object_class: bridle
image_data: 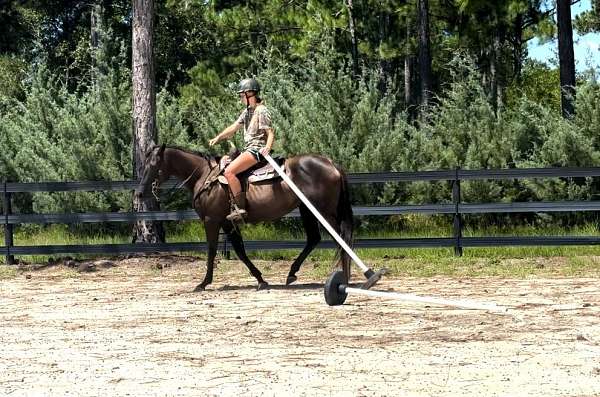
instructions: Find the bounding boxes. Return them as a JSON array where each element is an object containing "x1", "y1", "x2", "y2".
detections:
[
  {"x1": 149, "y1": 150, "x2": 220, "y2": 202},
  {"x1": 151, "y1": 165, "x2": 202, "y2": 203}
]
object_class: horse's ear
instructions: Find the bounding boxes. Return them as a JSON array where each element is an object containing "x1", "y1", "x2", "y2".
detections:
[{"x1": 159, "y1": 143, "x2": 166, "y2": 155}]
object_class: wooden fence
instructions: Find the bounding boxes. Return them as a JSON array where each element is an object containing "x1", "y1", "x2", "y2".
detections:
[{"x1": 3, "y1": 167, "x2": 600, "y2": 264}]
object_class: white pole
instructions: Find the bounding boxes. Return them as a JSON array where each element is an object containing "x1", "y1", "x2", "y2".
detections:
[
  {"x1": 345, "y1": 287, "x2": 508, "y2": 313},
  {"x1": 264, "y1": 155, "x2": 370, "y2": 273}
]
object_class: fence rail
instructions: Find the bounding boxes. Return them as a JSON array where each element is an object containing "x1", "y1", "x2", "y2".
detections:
[
  {"x1": 3, "y1": 236, "x2": 600, "y2": 258},
  {"x1": 5, "y1": 166, "x2": 600, "y2": 192},
  {"x1": 3, "y1": 166, "x2": 600, "y2": 264}
]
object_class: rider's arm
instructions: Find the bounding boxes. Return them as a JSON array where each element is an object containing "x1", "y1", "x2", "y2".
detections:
[
  {"x1": 209, "y1": 122, "x2": 242, "y2": 146},
  {"x1": 257, "y1": 106, "x2": 274, "y2": 155},
  {"x1": 263, "y1": 127, "x2": 275, "y2": 153}
]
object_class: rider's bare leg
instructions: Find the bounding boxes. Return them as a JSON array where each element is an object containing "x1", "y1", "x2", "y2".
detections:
[{"x1": 224, "y1": 152, "x2": 258, "y2": 221}]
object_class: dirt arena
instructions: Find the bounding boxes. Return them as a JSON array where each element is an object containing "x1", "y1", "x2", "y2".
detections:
[{"x1": 1, "y1": 256, "x2": 599, "y2": 396}]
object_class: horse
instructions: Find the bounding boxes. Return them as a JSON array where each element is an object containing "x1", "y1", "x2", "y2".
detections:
[{"x1": 134, "y1": 144, "x2": 353, "y2": 291}]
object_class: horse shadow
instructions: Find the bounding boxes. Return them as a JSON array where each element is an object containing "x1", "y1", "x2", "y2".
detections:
[
  {"x1": 217, "y1": 282, "x2": 323, "y2": 292},
  {"x1": 216, "y1": 281, "x2": 363, "y2": 292}
]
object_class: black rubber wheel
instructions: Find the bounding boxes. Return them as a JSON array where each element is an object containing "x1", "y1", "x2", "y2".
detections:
[{"x1": 324, "y1": 270, "x2": 348, "y2": 306}]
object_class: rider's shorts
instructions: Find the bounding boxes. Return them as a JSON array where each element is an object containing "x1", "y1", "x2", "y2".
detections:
[{"x1": 246, "y1": 148, "x2": 264, "y2": 162}]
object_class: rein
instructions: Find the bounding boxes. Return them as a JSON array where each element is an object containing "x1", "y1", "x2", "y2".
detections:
[
  {"x1": 152, "y1": 165, "x2": 202, "y2": 203},
  {"x1": 192, "y1": 161, "x2": 223, "y2": 203}
]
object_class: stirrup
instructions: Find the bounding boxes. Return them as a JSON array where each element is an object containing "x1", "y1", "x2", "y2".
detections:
[{"x1": 226, "y1": 208, "x2": 247, "y2": 222}]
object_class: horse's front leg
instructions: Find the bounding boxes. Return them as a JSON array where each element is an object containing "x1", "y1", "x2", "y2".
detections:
[
  {"x1": 193, "y1": 221, "x2": 220, "y2": 292},
  {"x1": 223, "y1": 223, "x2": 269, "y2": 290}
]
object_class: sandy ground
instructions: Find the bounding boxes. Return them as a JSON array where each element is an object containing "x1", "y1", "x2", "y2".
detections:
[{"x1": 1, "y1": 256, "x2": 600, "y2": 397}]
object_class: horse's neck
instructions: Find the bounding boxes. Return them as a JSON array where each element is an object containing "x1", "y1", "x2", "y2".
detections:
[{"x1": 164, "y1": 148, "x2": 210, "y2": 191}]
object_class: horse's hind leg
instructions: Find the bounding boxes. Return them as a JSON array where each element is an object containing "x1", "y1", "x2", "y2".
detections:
[
  {"x1": 223, "y1": 223, "x2": 268, "y2": 290},
  {"x1": 286, "y1": 205, "x2": 321, "y2": 285},
  {"x1": 322, "y1": 212, "x2": 352, "y2": 282}
]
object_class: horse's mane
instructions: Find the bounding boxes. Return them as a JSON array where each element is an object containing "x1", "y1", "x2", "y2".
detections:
[{"x1": 169, "y1": 146, "x2": 221, "y2": 162}]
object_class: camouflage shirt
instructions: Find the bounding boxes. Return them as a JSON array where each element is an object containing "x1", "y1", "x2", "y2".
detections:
[{"x1": 236, "y1": 104, "x2": 272, "y2": 151}]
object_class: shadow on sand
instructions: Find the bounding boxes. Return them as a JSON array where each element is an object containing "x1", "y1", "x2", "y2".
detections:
[
  {"x1": 216, "y1": 281, "x2": 363, "y2": 292},
  {"x1": 217, "y1": 282, "x2": 323, "y2": 292}
]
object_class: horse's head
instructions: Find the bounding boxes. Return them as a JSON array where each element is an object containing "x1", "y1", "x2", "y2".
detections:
[{"x1": 135, "y1": 143, "x2": 167, "y2": 199}]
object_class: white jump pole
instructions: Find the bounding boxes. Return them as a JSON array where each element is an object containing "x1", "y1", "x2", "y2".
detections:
[
  {"x1": 264, "y1": 155, "x2": 375, "y2": 278},
  {"x1": 344, "y1": 287, "x2": 508, "y2": 313},
  {"x1": 324, "y1": 270, "x2": 507, "y2": 312}
]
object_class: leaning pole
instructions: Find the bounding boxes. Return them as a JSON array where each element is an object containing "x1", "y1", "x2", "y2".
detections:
[
  {"x1": 263, "y1": 155, "x2": 377, "y2": 280},
  {"x1": 264, "y1": 155, "x2": 508, "y2": 313}
]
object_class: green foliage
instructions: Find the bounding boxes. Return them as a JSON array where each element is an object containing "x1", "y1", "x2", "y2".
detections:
[
  {"x1": 2, "y1": 28, "x2": 600, "y2": 231},
  {"x1": 0, "y1": 44, "x2": 189, "y2": 215},
  {"x1": 574, "y1": 6, "x2": 600, "y2": 34},
  {"x1": 0, "y1": 0, "x2": 598, "y2": 243},
  {"x1": 573, "y1": 78, "x2": 600, "y2": 152},
  {"x1": 0, "y1": 62, "x2": 132, "y2": 214},
  {"x1": 0, "y1": 55, "x2": 26, "y2": 102},
  {"x1": 506, "y1": 60, "x2": 561, "y2": 111},
  {"x1": 178, "y1": 47, "x2": 600, "y2": 228}
]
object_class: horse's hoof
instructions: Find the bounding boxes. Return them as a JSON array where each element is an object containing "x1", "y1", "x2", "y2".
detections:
[
  {"x1": 286, "y1": 276, "x2": 297, "y2": 285},
  {"x1": 193, "y1": 284, "x2": 206, "y2": 292},
  {"x1": 257, "y1": 282, "x2": 269, "y2": 291}
]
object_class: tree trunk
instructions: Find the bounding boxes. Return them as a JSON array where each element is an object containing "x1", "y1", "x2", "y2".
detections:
[
  {"x1": 404, "y1": 56, "x2": 414, "y2": 106},
  {"x1": 512, "y1": 13, "x2": 523, "y2": 82},
  {"x1": 417, "y1": 0, "x2": 432, "y2": 107},
  {"x1": 132, "y1": 0, "x2": 164, "y2": 243},
  {"x1": 377, "y1": 11, "x2": 392, "y2": 94},
  {"x1": 90, "y1": 3, "x2": 102, "y2": 83},
  {"x1": 490, "y1": 27, "x2": 502, "y2": 112},
  {"x1": 557, "y1": 0, "x2": 576, "y2": 118},
  {"x1": 345, "y1": 0, "x2": 360, "y2": 79},
  {"x1": 404, "y1": 20, "x2": 416, "y2": 117},
  {"x1": 91, "y1": 4, "x2": 100, "y2": 50}
]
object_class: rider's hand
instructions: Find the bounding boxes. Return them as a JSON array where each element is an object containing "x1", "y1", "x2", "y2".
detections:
[
  {"x1": 260, "y1": 147, "x2": 270, "y2": 156},
  {"x1": 209, "y1": 137, "x2": 219, "y2": 146}
]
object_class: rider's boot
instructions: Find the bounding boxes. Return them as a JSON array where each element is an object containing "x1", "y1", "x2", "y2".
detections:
[{"x1": 226, "y1": 192, "x2": 248, "y2": 222}]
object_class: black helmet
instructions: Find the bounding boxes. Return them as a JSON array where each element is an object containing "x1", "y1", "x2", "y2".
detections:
[{"x1": 237, "y1": 78, "x2": 261, "y2": 94}]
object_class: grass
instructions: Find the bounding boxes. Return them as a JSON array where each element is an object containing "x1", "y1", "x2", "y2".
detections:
[{"x1": 1, "y1": 217, "x2": 600, "y2": 278}]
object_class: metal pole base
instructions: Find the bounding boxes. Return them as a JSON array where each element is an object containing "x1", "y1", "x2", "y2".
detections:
[{"x1": 361, "y1": 268, "x2": 387, "y2": 290}]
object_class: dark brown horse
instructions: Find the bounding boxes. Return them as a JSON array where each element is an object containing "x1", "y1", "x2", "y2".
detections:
[{"x1": 134, "y1": 144, "x2": 353, "y2": 291}]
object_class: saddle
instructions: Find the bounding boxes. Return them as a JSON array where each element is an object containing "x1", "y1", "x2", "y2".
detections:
[
  {"x1": 195, "y1": 150, "x2": 286, "y2": 204},
  {"x1": 217, "y1": 153, "x2": 286, "y2": 186}
]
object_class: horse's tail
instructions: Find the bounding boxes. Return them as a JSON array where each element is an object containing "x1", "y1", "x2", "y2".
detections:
[{"x1": 335, "y1": 164, "x2": 353, "y2": 282}]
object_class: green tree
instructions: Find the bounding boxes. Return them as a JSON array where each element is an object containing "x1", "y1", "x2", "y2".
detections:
[{"x1": 574, "y1": 0, "x2": 600, "y2": 33}]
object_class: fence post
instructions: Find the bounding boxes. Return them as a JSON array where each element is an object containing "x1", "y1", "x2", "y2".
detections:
[
  {"x1": 452, "y1": 168, "x2": 463, "y2": 257},
  {"x1": 220, "y1": 232, "x2": 231, "y2": 260},
  {"x1": 3, "y1": 182, "x2": 15, "y2": 265}
]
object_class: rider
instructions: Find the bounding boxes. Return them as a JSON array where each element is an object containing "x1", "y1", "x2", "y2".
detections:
[{"x1": 209, "y1": 78, "x2": 274, "y2": 222}]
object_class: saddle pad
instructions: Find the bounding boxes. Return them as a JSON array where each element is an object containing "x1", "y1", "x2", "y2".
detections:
[{"x1": 247, "y1": 164, "x2": 282, "y2": 182}]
